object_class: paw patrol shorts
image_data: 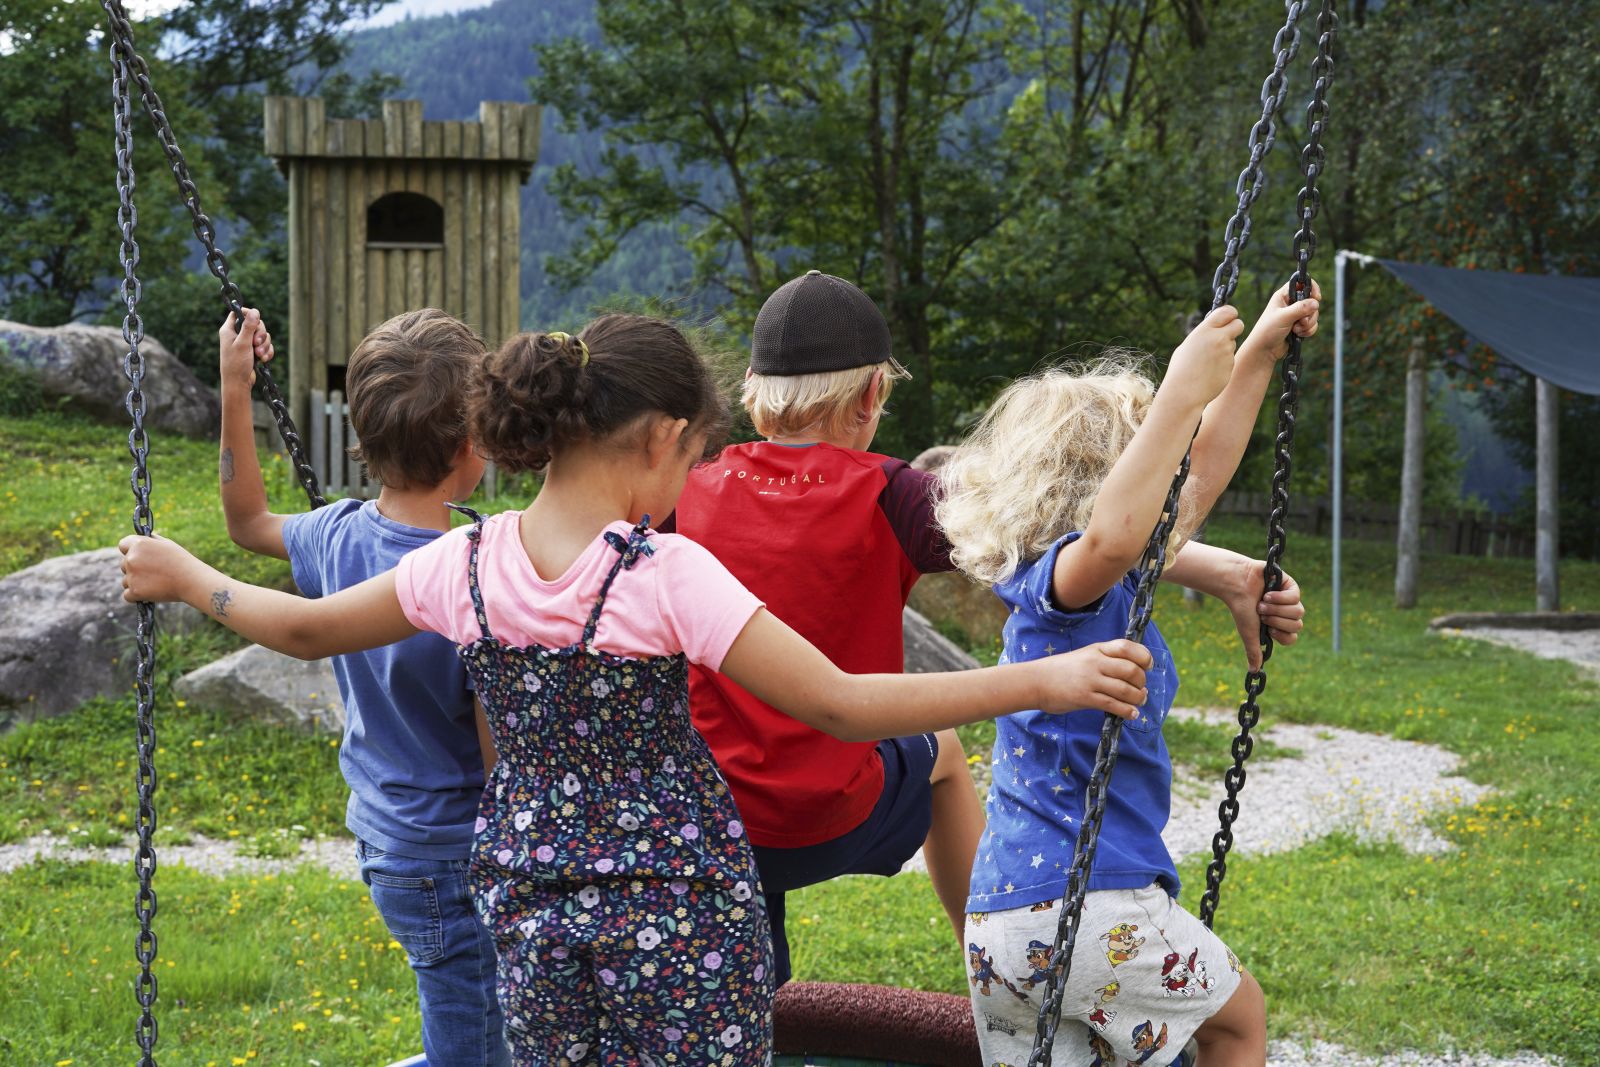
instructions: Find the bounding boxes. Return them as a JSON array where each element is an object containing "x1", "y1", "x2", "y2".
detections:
[{"x1": 964, "y1": 884, "x2": 1244, "y2": 1066}]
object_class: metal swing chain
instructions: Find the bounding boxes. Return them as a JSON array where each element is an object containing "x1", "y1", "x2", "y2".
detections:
[
  {"x1": 1197, "y1": 0, "x2": 1337, "y2": 931},
  {"x1": 1026, "y1": 3, "x2": 1313, "y2": 1062},
  {"x1": 101, "y1": 0, "x2": 325, "y2": 510},
  {"x1": 109, "y1": 26, "x2": 161, "y2": 1066}
]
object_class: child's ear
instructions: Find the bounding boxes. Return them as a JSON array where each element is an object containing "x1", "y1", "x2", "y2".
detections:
[
  {"x1": 644, "y1": 415, "x2": 689, "y2": 469},
  {"x1": 859, "y1": 368, "x2": 886, "y2": 418}
]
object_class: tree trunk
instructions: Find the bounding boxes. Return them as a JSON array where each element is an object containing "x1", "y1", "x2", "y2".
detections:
[
  {"x1": 1535, "y1": 375, "x2": 1560, "y2": 611},
  {"x1": 1394, "y1": 344, "x2": 1426, "y2": 608}
]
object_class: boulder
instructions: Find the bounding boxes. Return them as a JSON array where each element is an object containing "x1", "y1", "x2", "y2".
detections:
[
  {"x1": 903, "y1": 606, "x2": 980, "y2": 674},
  {"x1": 907, "y1": 571, "x2": 1008, "y2": 652},
  {"x1": 0, "y1": 548, "x2": 205, "y2": 725},
  {"x1": 174, "y1": 645, "x2": 344, "y2": 734},
  {"x1": 0, "y1": 320, "x2": 218, "y2": 437},
  {"x1": 909, "y1": 444, "x2": 961, "y2": 474}
]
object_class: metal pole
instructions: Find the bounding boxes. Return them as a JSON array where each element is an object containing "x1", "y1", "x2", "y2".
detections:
[
  {"x1": 1535, "y1": 375, "x2": 1560, "y2": 611},
  {"x1": 1332, "y1": 251, "x2": 1346, "y2": 652}
]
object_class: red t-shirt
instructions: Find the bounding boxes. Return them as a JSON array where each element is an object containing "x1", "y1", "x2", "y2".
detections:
[{"x1": 671, "y1": 441, "x2": 952, "y2": 848}]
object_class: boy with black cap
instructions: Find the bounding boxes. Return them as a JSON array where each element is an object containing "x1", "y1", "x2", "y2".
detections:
[{"x1": 671, "y1": 269, "x2": 978, "y2": 986}]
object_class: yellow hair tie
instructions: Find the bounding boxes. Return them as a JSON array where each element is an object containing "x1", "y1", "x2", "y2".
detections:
[{"x1": 547, "y1": 331, "x2": 589, "y2": 367}]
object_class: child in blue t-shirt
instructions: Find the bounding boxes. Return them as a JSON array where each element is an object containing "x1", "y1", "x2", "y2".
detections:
[
  {"x1": 936, "y1": 288, "x2": 1317, "y2": 1067},
  {"x1": 217, "y1": 308, "x2": 508, "y2": 1066}
]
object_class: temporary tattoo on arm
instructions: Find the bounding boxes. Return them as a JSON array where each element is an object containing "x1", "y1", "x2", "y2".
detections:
[
  {"x1": 210, "y1": 589, "x2": 232, "y2": 617},
  {"x1": 220, "y1": 447, "x2": 235, "y2": 484}
]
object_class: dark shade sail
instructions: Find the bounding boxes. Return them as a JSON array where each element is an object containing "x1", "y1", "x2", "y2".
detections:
[{"x1": 1378, "y1": 259, "x2": 1600, "y2": 396}]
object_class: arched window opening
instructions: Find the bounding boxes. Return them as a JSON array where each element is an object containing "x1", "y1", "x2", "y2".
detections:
[{"x1": 366, "y1": 192, "x2": 444, "y2": 249}]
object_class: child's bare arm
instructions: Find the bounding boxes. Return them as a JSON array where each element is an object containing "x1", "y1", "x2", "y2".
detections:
[
  {"x1": 717, "y1": 609, "x2": 1153, "y2": 742},
  {"x1": 217, "y1": 310, "x2": 291, "y2": 561},
  {"x1": 1160, "y1": 540, "x2": 1305, "y2": 669},
  {"x1": 1052, "y1": 305, "x2": 1244, "y2": 611},
  {"x1": 119, "y1": 533, "x2": 416, "y2": 659},
  {"x1": 1182, "y1": 282, "x2": 1320, "y2": 525}
]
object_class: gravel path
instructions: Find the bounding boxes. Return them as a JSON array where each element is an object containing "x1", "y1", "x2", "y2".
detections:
[
  {"x1": 0, "y1": 830, "x2": 359, "y2": 879},
  {"x1": 1268, "y1": 1039, "x2": 1561, "y2": 1067},
  {"x1": 907, "y1": 707, "x2": 1489, "y2": 875},
  {"x1": 1441, "y1": 626, "x2": 1600, "y2": 675},
  {"x1": 1162, "y1": 707, "x2": 1491, "y2": 859}
]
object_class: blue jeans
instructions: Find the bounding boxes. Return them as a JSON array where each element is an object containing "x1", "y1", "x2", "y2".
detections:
[{"x1": 356, "y1": 839, "x2": 511, "y2": 1067}]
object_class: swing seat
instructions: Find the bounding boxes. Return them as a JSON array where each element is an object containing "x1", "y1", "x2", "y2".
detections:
[
  {"x1": 772, "y1": 981, "x2": 980, "y2": 1067},
  {"x1": 383, "y1": 1056, "x2": 427, "y2": 1066}
]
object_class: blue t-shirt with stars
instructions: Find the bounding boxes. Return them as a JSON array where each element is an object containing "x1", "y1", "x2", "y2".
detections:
[{"x1": 966, "y1": 532, "x2": 1181, "y2": 914}]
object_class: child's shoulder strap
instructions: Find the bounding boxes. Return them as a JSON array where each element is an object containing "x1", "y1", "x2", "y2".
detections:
[
  {"x1": 445, "y1": 503, "x2": 493, "y2": 642},
  {"x1": 582, "y1": 516, "x2": 656, "y2": 654}
]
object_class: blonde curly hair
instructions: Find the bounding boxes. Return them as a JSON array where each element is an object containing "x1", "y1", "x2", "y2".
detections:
[{"x1": 936, "y1": 357, "x2": 1196, "y2": 586}]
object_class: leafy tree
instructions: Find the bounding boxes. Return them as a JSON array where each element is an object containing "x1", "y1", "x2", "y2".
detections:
[
  {"x1": 534, "y1": 0, "x2": 1036, "y2": 453},
  {"x1": 0, "y1": 0, "x2": 207, "y2": 325},
  {"x1": 0, "y1": 0, "x2": 395, "y2": 380}
]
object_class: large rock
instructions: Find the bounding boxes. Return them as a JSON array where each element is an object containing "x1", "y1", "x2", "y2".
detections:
[
  {"x1": 0, "y1": 320, "x2": 218, "y2": 437},
  {"x1": 175, "y1": 645, "x2": 344, "y2": 734},
  {"x1": 0, "y1": 548, "x2": 204, "y2": 725},
  {"x1": 903, "y1": 606, "x2": 980, "y2": 674},
  {"x1": 907, "y1": 571, "x2": 1008, "y2": 652}
]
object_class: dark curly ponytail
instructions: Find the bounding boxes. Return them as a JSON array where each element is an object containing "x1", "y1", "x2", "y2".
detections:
[{"x1": 470, "y1": 314, "x2": 730, "y2": 473}]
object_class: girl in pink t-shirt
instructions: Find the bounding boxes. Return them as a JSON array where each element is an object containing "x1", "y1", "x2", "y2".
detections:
[{"x1": 121, "y1": 314, "x2": 1152, "y2": 1066}]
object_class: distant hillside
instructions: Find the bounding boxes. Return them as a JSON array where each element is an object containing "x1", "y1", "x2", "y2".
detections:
[{"x1": 327, "y1": 0, "x2": 696, "y2": 328}]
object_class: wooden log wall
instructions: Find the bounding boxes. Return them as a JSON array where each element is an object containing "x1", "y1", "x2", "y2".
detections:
[
  {"x1": 263, "y1": 96, "x2": 541, "y2": 434},
  {"x1": 1212, "y1": 490, "x2": 1536, "y2": 559}
]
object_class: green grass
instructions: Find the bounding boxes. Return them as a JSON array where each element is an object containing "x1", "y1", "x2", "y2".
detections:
[
  {"x1": 0, "y1": 860, "x2": 420, "y2": 1066},
  {"x1": 0, "y1": 410, "x2": 304, "y2": 588},
  {"x1": 787, "y1": 520, "x2": 1600, "y2": 1061},
  {"x1": 0, "y1": 694, "x2": 349, "y2": 847},
  {"x1": 0, "y1": 408, "x2": 538, "y2": 586},
  {"x1": 4, "y1": 408, "x2": 1598, "y2": 1061}
]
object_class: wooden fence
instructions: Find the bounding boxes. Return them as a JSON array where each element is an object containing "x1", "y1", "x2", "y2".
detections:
[
  {"x1": 252, "y1": 390, "x2": 501, "y2": 501},
  {"x1": 1212, "y1": 490, "x2": 1534, "y2": 559}
]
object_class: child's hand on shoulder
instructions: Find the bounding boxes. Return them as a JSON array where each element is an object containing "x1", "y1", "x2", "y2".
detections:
[
  {"x1": 1165, "y1": 305, "x2": 1244, "y2": 409},
  {"x1": 1034, "y1": 639, "x2": 1153, "y2": 721},
  {"x1": 1241, "y1": 280, "x2": 1320, "y2": 363},
  {"x1": 218, "y1": 308, "x2": 274, "y2": 392},
  {"x1": 1222, "y1": 558, "x2": 1305, "y2": 670},
  {"x1": 119, "y1": 533, "x2": 202, "y2": 605}
]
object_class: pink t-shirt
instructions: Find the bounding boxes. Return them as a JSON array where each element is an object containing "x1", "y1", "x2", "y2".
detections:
[{"x1": 394, "y1": 512, "x2": 763, "y2": 671}]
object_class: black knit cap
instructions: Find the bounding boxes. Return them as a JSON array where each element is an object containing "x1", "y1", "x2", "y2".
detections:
[{"x1": 750, "y1": 270, "x2": 893, "y2": 376}]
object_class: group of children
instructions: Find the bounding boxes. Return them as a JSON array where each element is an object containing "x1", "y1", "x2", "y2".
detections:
[{"x1": 120, "y1": 268, "x2": 1315, "y2": 1066}]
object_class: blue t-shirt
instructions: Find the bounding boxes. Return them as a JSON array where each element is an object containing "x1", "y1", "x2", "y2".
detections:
[
  {"x1": 283, "y1": 499, "x2": 483, "y2": 860},
  {"x1": 966, "y1": 532, "x2": 1181, "y2": 913}
]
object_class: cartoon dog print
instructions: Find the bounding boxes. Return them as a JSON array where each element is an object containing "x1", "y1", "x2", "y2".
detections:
[
  {"x1": 1100, "y1": 922, "x2": 1144, "y2": 966},
  {"x1": 1086, "y1": 1032, "x2": 1117, "y2": 1067},
  {"x1": 1018, "y1": 938, "x2": 1054, "y2": 989},
  {"x1": 969, "y1": 943, "x2": 1025, "y2": 999},
  {"x1": 1086, "y1": 1002, "x2": 1119, "y2": 1034},
  {"x1": 1085, "y1": 977, "x2": 1122, "y2": 1032},
  {"x1": 1029, "y1": 899, "x2": 1055, "y2": 911},
  {"x1": 1159, "y1": 948, "x2": 1217, "y2": 998},
  {"x1": 1130, "y1": 1019, "x2": 1169, "y2": 1064}
]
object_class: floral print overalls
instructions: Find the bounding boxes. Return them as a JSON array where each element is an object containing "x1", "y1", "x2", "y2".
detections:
[{"x1": 453, "y1": 510, "x2": 775, "y2": 1066}]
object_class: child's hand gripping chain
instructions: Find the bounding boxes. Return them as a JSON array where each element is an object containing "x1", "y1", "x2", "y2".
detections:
[{"x1": 1162, "y1": 541, "x2": 1307, "y2": 671}]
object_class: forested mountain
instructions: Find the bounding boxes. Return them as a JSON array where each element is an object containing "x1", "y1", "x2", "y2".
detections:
[{"x1": 326, "y1": 0, "x2": 695, "y2": 328}]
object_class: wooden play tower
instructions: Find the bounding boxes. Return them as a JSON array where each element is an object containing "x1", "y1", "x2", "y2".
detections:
[{"x1": 263, "y1": 96, "x2": 540, "y2": 490}]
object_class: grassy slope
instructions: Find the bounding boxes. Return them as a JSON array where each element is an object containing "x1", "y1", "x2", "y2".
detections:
[
  {"x1": 0, "y1": 411, "x2": 303, "y2": 588},
  {"x1": 3, "y1": 412, "x2": 1596, "y2": 1060}
]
